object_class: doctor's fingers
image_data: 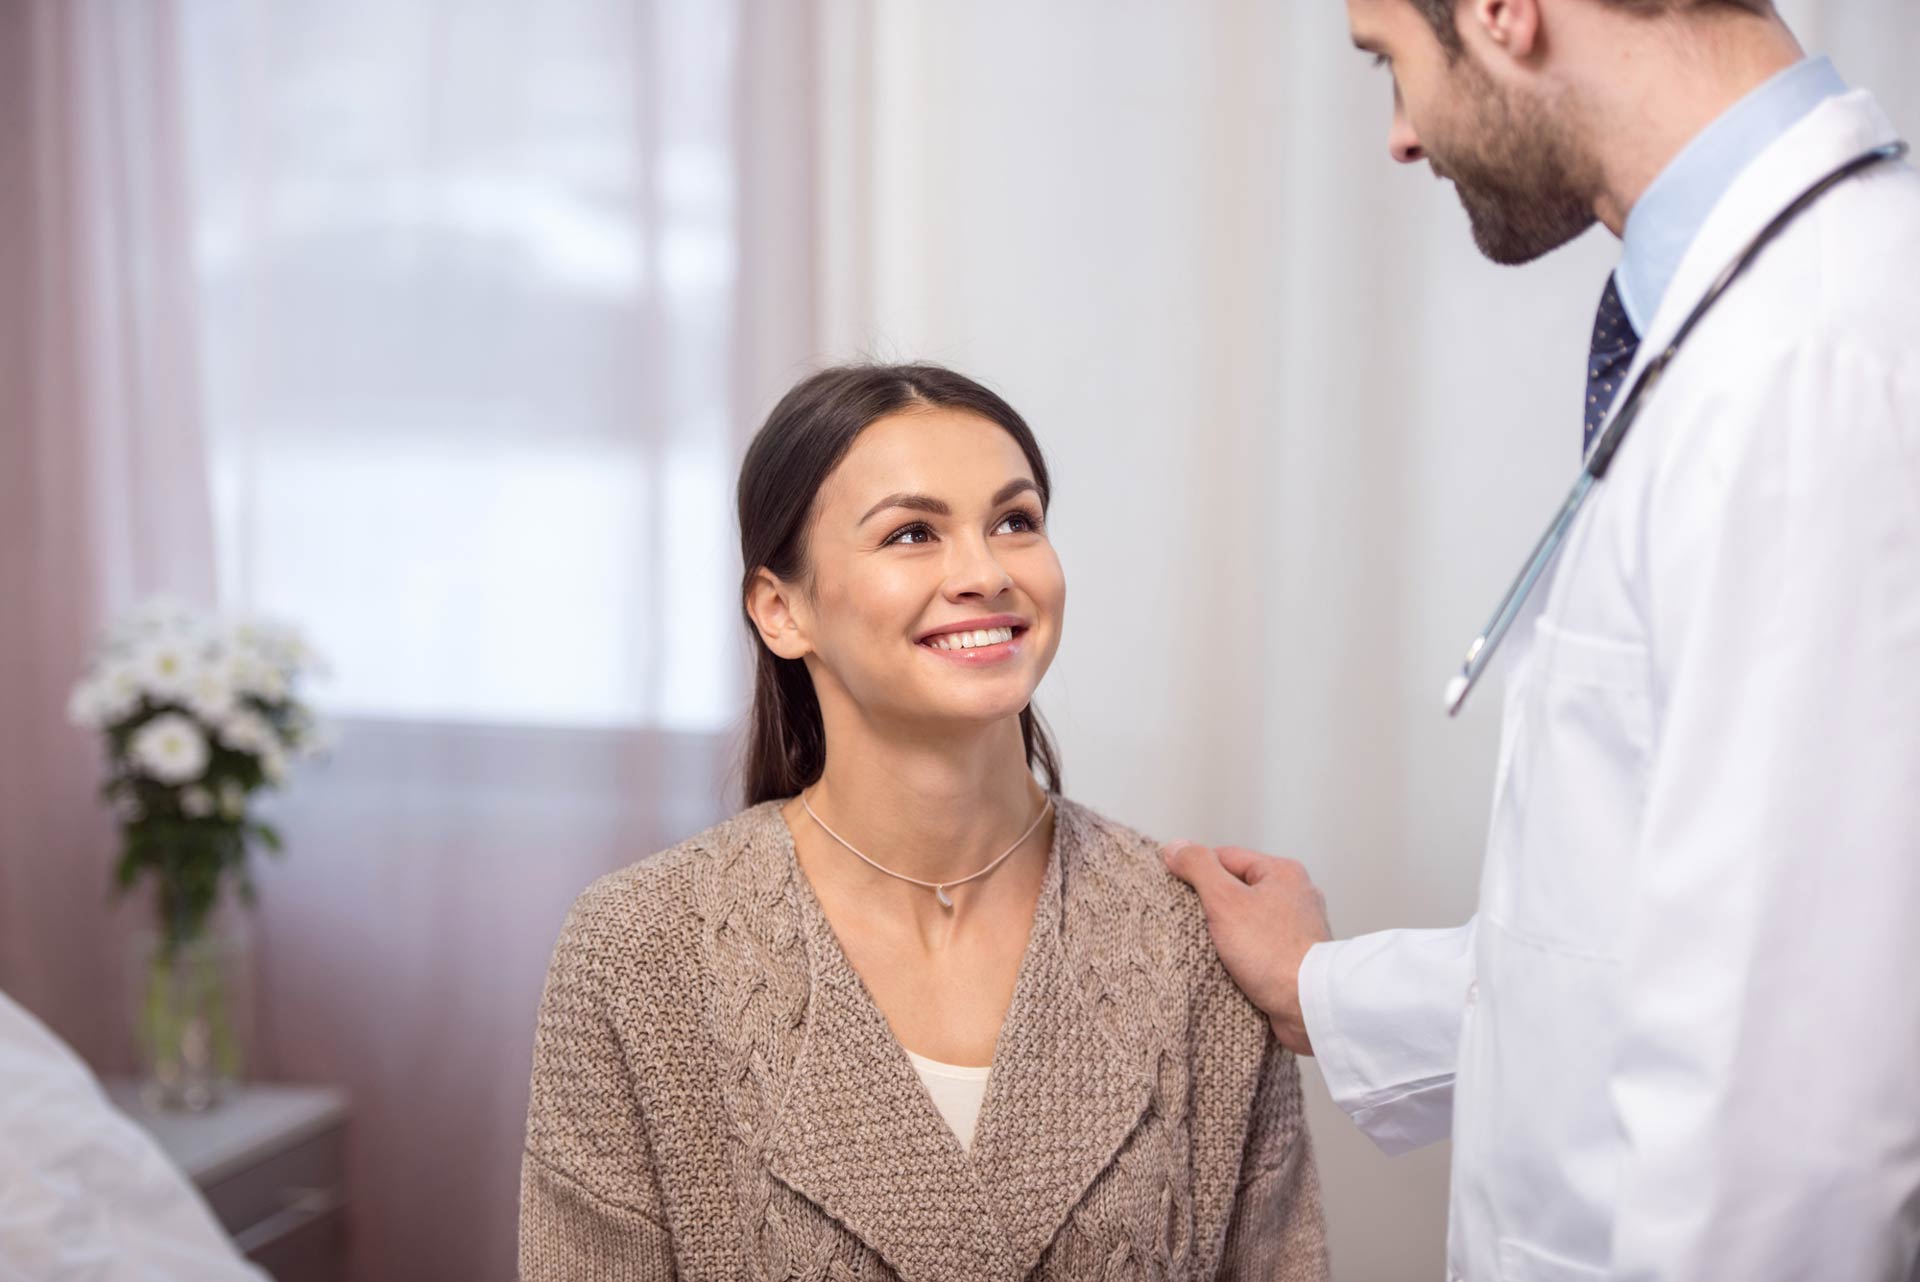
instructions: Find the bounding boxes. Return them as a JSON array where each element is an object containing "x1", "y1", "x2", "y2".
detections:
[
  {"x1": 1210, "y1": 844, "x2": 1305, "y2": 886},
  {"x1": 1202, "y1": 845, "x2": 1332, "y2": 940},
  {"x1": 1161, "y1": 840, "x2": 1252, "y2": 905},
  {"x1": 1164, "y1": 842, "x2": 1325, "y2": 1052}
]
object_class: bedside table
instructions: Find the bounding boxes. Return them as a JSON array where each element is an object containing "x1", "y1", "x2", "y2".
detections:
[{"x1": 105, "y1": 1080, "x2": 350, "y2": 1282}]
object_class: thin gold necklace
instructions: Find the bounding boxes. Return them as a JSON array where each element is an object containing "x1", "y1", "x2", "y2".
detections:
[{"x1": 799, "y1": 790, "x2": 1054, "y2": 909}]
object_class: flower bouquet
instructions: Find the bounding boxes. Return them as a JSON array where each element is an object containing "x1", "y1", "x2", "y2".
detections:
[{"x1": 67, "y1": 596, "x2": 334, "y2": 1109}]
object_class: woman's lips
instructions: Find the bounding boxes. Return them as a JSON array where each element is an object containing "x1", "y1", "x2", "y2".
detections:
[{"x1": 918, "y1": 626, "x2": 1027, "y2": 666}]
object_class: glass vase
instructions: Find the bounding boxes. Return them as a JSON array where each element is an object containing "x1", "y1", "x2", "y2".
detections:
[{"x1": 129, "y1": 914, "x2": 254, "y2": 1112}]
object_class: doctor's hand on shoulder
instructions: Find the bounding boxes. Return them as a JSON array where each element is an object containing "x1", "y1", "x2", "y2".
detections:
[{"x1": 1161, "y1": 841, "x2": 1330, "y2": 1057}]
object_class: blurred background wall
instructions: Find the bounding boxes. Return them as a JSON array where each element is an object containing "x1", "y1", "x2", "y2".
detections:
[{"x1": 2, "y1": 1, "x2": 1915, "y2": 1279}]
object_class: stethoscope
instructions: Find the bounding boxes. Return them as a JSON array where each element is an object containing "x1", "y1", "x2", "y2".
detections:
[{"x1": 1444, "y1": 139, "x2": 1911, "y2": 717}]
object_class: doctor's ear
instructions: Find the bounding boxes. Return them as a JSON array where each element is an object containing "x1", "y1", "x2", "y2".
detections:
[
  {"x1": 745, "y1": 567, "x2": 814, "y2": 661},
  {"x1": 1465, "y1": 0, "x2": 1542, "y2": 63}
]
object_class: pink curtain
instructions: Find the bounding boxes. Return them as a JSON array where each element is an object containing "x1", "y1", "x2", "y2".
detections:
[
  {"x1": 248, "y1": 720, "x2": 738, "y2": 1281},
  {"x1": 0, "y1": 0, "x2": 216, "y2": 1063}
]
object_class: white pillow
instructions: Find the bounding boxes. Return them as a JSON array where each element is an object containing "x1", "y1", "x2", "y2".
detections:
[{"x1": 0, "y1": 989, "x2": 269, "y2": 1282}]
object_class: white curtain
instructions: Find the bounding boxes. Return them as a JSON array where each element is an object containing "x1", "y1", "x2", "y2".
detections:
[{"x1": 811, "y1": 3, "x2": 1920, "y2": 1276}]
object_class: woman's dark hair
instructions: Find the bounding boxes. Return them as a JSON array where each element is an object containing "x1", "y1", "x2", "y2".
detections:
[{"x1": 736, "y1": 362, "x2": 1063, "y2": 806}]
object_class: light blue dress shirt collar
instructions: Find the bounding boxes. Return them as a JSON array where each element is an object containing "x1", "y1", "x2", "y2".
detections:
[{"x1": 1615, "y1": 55, "x2": 1848, "y2": 336}]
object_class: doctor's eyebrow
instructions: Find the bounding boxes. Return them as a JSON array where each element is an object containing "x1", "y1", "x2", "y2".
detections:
[{"x1": 858, "y1": 478, "x2": 1040, "y2": 526}]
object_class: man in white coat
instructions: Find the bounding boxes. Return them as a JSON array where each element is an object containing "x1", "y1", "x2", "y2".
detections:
[{"x1": 1164, "y1": 1, "x2": 1920, "y2": 1279}]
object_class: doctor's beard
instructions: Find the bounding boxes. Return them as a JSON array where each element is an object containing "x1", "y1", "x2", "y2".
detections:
[{"x1": 1431, "y1": 56, "x2": 1601, "y2": 266}]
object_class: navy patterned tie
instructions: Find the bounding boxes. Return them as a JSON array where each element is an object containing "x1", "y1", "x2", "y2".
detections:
[{"x1": 1585, "y1": 274, "x2": 1641, "y2": 456}]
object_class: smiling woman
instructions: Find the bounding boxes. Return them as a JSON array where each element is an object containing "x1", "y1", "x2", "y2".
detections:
[
  {"x1": 517, "y1": 363, "x2": 1331, "y2": 1281},
  {"x1": 736, "y1": 365, "x2": 1065, "y2": 807}
]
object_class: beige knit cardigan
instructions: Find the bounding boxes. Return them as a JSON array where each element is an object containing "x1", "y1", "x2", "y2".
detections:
[{"x1": 519, "y1": 796, "x2": 1330, "y2": 1282}]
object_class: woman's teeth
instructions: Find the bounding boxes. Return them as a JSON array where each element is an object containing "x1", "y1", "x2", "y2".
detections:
[{"x1": 927, "y1": 626, "x2": 1016, "y2": 651}]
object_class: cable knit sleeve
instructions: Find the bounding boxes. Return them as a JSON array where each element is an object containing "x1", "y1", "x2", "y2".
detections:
[
  {"x1": 1218, "y1": 1033, "x2": 1330, "y2": 1280},
  {"x1": 1171, "y1": 847, "x2": 1330, "y2": 1282},
  {"x1": 519, "y1": 888, "x2": 676, "y2": 1282}
]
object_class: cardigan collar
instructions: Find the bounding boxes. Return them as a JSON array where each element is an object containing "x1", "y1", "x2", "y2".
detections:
[{"x1": 737, "y1": 797, "x2": 1158, "y2": 1282}]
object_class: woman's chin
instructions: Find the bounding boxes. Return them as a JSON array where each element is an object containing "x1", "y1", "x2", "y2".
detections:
[{"x1": 898, "y1": 684, "x2": 1041, "y2": 733}]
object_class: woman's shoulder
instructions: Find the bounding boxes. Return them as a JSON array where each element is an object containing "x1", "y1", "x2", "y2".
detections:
[
  {"x1": 1056, "y1": 796, "x2": 1267, "y2": 1029},
  {"x1": 1055, "y1": 797, "x2": 1205, "y2": 920},
  {"x1": 1054, "y1": 796, "x2": 1218, "y2": 969},
  {"x1": 553, "y1": 800, "x2": 790, "y2": 966}
]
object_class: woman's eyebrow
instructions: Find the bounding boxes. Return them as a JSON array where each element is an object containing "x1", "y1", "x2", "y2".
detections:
[
  {"x1": 992, "y1": 478, "x2": 1040, "y2": 507},
  {"x1": 858, "y1": 493, "x2": 948, "y2": 525},
  {"x1": 857, "y1": 478, "x2": 1039, "y2": 526}
]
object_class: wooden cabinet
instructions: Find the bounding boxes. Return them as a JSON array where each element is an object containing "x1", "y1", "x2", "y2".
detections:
[{"x1": 106, "y1": 1080, "x2": 350, "y2": 1282}]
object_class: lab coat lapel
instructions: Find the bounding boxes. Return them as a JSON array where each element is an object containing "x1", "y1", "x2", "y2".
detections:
[{"x1": 1604, "y1": 89, "x2": 1903, "y2": 444}]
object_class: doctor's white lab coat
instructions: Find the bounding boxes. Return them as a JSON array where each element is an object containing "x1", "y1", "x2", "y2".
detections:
[{"x1": 1298, "y1": 90, "x2": 1920, "y2": 1282}]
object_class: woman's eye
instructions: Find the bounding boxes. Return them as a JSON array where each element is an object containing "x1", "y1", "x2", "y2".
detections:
[
  {"x1": 884, "y1": 522, "x2": 935, "y2": 546},
  {"x1": 995, "y1": 510, "x2": 1041, "y2": 535}
]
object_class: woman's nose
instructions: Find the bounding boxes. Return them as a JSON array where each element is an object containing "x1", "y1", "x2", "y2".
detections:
[{"x1": 945, "y1": 537, "x2": 1013, "y2": 600}]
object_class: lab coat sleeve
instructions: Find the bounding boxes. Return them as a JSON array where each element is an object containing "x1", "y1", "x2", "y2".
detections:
[
  {"x1": 1296, "y1": 919, "x2": 1475, "y2": 1155},
  {"x1": 0, "y1": 989, "x2": 269, "y2": 1282},
  {"x1": 1607, "y1": 337, "x2": 1920, "y2": 1281}
]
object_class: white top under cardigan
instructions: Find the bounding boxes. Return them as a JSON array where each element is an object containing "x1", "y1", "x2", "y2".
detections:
[{"x1": 905, "y1": 1049, "x2": 990, "y2": 1150}]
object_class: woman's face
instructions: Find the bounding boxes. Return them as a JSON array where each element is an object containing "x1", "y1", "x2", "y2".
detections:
[{"x1": 764, "y1": 405, "x2": 1065, "y2": 732}]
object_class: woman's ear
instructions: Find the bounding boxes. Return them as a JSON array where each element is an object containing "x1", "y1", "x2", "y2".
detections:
[{"x1": 745, "y1": 567, "x2": 813, "y2": 660}]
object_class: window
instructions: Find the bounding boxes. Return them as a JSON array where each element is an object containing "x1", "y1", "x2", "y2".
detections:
[{"x1": 181, "y1": 0, "x2": 744, "y2": 730}]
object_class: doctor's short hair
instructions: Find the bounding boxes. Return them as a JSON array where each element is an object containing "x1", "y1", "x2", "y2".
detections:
[{"x1": 1408, "y1": 0, "x2": 1776, "y2": 55}]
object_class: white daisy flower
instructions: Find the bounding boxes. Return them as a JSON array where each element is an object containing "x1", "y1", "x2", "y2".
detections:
[
  {"x1": 222, "y1": 616, "x2": 280, "y2": 662},
  {"x1": 183, "y1": 663, "x2": 238, "y2": 724},
  {"x1": 131, "y1": 637, "x2": 201, "y2": 704},
  {"x1": 218, "y1": 709, "x2": 279, "y2": 756},
  {"x1": 255, "y1": 664, "x2": 288, "y2": 702},
  {"x1": 260, "y1": 747, "x2": 289, "y2": 786},
  {"x1": 180, "y1": 785, "x2": 215, "y2": 818},
  {"x1": 82, "y1": 661, "x2": 149, "y2": 727},
  {"x1": 128, "y1": 713, "x2": 209, "y2": 785},
  {"x1": 226, "y1": 651, "x2": 288, "y2": 703}
]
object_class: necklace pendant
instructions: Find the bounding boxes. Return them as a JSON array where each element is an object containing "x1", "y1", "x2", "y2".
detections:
[{"x1": 935, "y1": 885, "x2": 954, "y2": 909}]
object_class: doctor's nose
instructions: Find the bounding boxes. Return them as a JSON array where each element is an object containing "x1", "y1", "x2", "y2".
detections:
[{"x1": 1390, "y1": 106, "x2": 1426, "y2": 165}]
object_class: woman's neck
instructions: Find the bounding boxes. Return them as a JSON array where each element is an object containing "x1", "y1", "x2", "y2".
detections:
[{"x1": 800, "y1": 714, "x2": 1047, "y2": 892}]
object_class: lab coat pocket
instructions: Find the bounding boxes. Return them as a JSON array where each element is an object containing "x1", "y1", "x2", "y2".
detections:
[
  {"x1": 1499, "y1": 1237, "x2": 1606, "y2": 1282},
  {"x1": 1487, "y1": 616, "x2": 1653, "y2": 959}
]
